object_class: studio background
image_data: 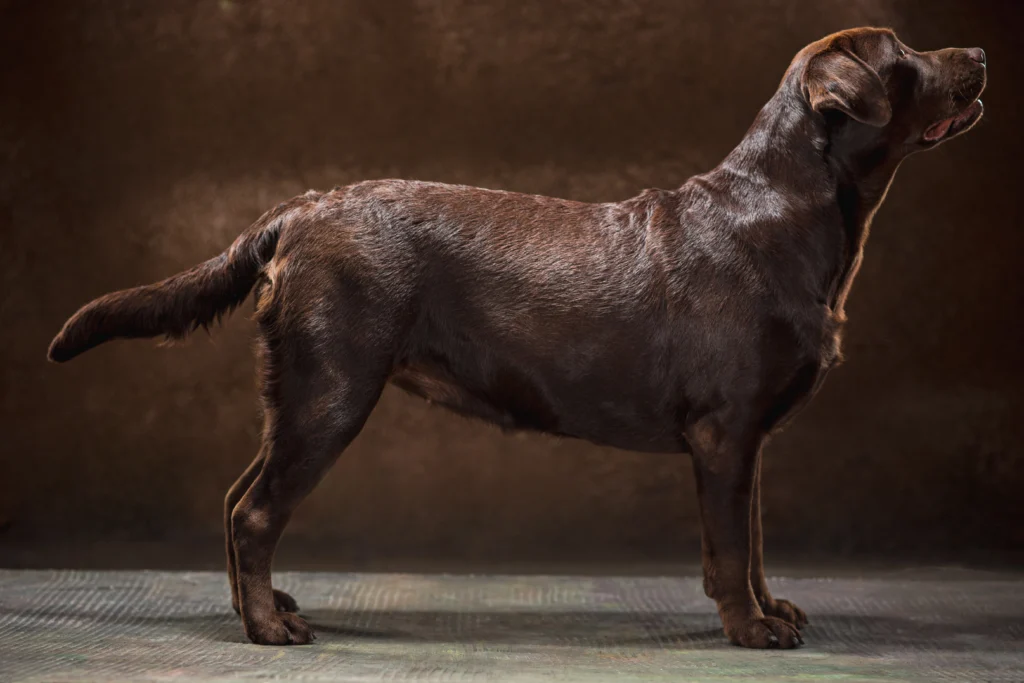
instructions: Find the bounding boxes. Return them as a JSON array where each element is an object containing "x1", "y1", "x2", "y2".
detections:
[{"x1": 2, "y1": 0, "x2": 1021, "y2": 566}]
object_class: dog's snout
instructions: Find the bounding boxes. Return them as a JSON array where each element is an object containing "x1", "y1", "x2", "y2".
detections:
[{"x1": 967, "y1": 47, "x2": 986, "y2": 66}]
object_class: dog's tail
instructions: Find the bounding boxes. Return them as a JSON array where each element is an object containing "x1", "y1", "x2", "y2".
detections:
[{"x1": 47, "y1": 201, "x2": 296, "y2": 363}]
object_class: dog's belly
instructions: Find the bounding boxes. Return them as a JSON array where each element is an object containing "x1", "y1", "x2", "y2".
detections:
[{"x1": 388, "y1": 357, "x2": 686, "y2": 454}]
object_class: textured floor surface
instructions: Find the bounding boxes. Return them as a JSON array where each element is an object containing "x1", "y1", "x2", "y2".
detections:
[{"x1": 0, "y1": 569, "x2": 1022, "y2": 682}]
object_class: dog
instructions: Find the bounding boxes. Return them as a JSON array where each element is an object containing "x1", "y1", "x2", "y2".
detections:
[{"x1": 48, "y1": 27, "x2": 987, "y2": 648}]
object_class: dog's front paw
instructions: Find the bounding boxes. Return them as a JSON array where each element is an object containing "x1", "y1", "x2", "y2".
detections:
[
  {"x1": 244, "y1": 611, "x2": 316, "y2": 645},
  {"x1": 233, "y1": 589, "x2": 299, "y2": 615},
  {"x1": 761, "y1": 597, "x2": 808, "y2": 628},
  {"x1": 273, "y1": 589, "x2": 299, "y2": 613},
  {"x1": 724, "y1": 616, "x2": 803, "y2": 649}
]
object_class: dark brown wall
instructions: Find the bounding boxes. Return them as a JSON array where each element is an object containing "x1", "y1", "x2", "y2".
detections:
[{"x1": 2, "y1": 0, "x2": 1022, "y2": 561}]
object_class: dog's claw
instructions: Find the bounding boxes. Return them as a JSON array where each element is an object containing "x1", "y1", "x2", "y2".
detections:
[
  {"x1": 762, "y1": 597, "x2": 809, "y2": 629},
  {"x1": 245, "y1": 611, "x2": 315, "y2": 646},
  {"x1": 726, "y1": 616, "x2": 802, "y2": 649}
]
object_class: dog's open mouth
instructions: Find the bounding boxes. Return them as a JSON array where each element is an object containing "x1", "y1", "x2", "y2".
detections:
[{"x1": 923, "y1": 99, "x2": 984, "y2": 142}]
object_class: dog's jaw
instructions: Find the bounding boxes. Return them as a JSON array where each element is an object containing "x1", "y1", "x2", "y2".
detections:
[{"x1": 923, "y1": 98, "x2": 984, "y2": 143}]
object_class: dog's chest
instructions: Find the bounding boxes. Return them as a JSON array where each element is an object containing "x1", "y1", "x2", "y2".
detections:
[{"x1": 819, "y1": 306, "x2": 847, "y2": 373}]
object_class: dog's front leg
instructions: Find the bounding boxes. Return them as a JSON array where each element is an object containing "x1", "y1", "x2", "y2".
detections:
[
  {"x1": 749, "y1": 450, "x2": 808, "y2": 628},
  {"x1": 688, "y1": 419, "x2": 803, "y2": 649}
]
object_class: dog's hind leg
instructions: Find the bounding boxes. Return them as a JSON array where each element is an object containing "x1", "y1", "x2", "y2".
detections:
[
  {"x1": 225, "y1": 449, "x2": 264, "y2": 615},
  {"x1": 231, "y1": 323, "x2": 391, "y2": 645},
  {"x1": 748, "y1": 450, "x2": 808, "y2": 628},
  {"x1": 224, "y1": 446, "x2": 299, "y2": 615}
]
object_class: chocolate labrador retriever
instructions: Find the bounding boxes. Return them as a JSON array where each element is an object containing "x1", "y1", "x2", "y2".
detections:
[{"x1": 49, "y1": 27, "x2": 986, "y2": 648}]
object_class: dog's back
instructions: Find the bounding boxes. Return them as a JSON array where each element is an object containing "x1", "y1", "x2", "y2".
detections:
[{"x1": 266, "y1": 180, "x2": 699, "y2": 451}]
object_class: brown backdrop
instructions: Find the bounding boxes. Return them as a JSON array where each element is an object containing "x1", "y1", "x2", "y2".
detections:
[{"x1": 2, "y1": 0, "x2": 1022, "y2": 564}]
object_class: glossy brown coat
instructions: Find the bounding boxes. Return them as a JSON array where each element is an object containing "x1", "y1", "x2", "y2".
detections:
[{"x1": 48, "y1": 27, "x2": 987, "y2": 648}]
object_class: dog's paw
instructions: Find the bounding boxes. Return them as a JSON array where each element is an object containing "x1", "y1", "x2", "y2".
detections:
[
  {"x1": 273, "y1": 589, "x2": 299, "y2": 613},
  {"x1": 724, "y1": 616, "x2": 803, "y2": 649},
  {"x1": 244, "y1": 611, "x2": 316, "y2": 646},
  {"x1": 762, "y1": 597, "x2": 808, "y2": 628},
  {"x1": 233, "y1": 589, "x2": 299, "y2": 615}
]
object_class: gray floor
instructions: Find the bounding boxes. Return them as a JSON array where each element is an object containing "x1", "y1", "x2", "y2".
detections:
[{"x1": 0, "y1": 569, "x2": 1022, "y2": 682}]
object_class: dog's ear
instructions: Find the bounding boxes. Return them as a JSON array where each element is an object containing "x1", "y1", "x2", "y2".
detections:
[{"x1": 802, "y1": 47, "x2": 892, "y2": 127}]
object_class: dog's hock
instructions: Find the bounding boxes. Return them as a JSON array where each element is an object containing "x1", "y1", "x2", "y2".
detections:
[{"x1": 803, "y1": 46, "x2": 892, "y2": 127}]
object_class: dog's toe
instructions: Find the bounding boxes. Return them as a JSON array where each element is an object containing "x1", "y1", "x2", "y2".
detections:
[
  {"x1": 244, "y1": 612, "x2": 315, "y2": 646},
  {"x1": 273, "y1": 589, "x2": 299, "y2": 613},
  {"x1": 726, "y1": 616, "x2": 802, "y2": 649},
  {"x1": 763, "y1": 597, "x2": 809, "y2": 628}
]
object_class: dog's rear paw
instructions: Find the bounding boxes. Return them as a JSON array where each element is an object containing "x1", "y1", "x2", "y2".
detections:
[
  {"x1": 273, "y1": 589, "x2": 299, "y2": 613},
  {"x1": 762, "y1": 597, "x2": 808, "y2": 628},
  {"x1": 725, "y1": 616, "x2": 803, "y2": 649},
  {"x1": 244, "y1": 611, "x2": 316, "y2": 646}
]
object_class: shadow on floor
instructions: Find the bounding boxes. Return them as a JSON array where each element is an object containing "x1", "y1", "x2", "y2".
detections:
[{"x1": 5, "y1": 602, "x2": 1022, "y2": 654}]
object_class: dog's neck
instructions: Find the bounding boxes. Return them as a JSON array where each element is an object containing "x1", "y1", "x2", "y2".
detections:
[
  {"x1": 693, "y1": 75, "x2": 903, "y2": 320},
  {"x1": 817, "y1": 107, "x2": 904, "y2": 320}
]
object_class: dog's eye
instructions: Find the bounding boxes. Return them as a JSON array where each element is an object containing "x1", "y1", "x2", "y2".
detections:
[{"x1": 897, "y1": 48, "x2": 907, "y2": 58}]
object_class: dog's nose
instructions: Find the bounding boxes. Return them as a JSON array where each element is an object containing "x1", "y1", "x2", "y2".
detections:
[{"x1": 967, "y1": 48, "x2": 986, "y2": 66}]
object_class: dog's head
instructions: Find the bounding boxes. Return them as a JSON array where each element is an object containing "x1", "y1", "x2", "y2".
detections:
[{"x1": 793, "y1": 27, "x2": 986, "y2": 154}]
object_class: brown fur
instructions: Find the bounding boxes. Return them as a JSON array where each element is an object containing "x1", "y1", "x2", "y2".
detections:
[{"x1": 48, "y1": 28, "x2": 987, "y2": 648}]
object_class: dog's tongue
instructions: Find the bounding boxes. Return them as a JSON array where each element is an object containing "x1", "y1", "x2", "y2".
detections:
[{"x1": 924, "y1": 118, "x2": 953, "y2": 141}]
